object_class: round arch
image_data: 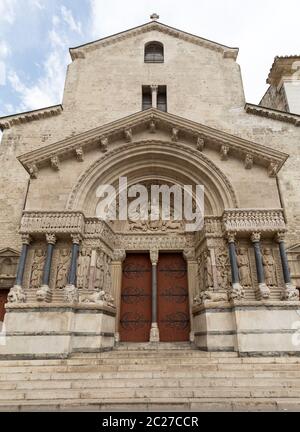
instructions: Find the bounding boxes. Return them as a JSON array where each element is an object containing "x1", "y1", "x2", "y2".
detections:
[{"x1": 66, "y1": 140, "x2": 238, "y2": 216}]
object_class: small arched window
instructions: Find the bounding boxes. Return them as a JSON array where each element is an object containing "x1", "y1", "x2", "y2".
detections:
[{"x1": 144, "y1": 42, "x2": 164, "y2": 63}]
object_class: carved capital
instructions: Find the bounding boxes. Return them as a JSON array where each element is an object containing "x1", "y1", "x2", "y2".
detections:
[
  {"x1": 113, "y1": 249, "x2": 126, "y2": 263},
  {"x1": 75, "y1": 147, "x2": 84, "y2": 162},
  {"x1": 124, "y1": 128, "x2": 133, "y2": 143},
  {"x1": 183, "y1": 249, "x2": 196, "y2": 262},
  {"x1": 276, "y1": 231, "x2": 286, "y2": 243},
  {"x1": 171, "y1": 128, "x2": 179, "y2": 142},
  {"x1": 21, "y1": 234, "x2": 32, "y2": 245},
  {"x1": 28, "y1": 163, "x2": 38, "y2": 179},
  {"x1": 196, "y1": 137, "x2": 205, "y2": 152},
  {"x1": 251, "y1": 232, "x2": 261, "y2": 243},
  {"x1": 46, "y1": 233, "x2": 57, "y2": 245},
  {"x1": 245, "y1": 154, "x2": 254, "y2": 170},
  {"x1": 150, "y1": 85, "x2": 159, "y2": 93},
  {"x1": 220, "y1": 144, "x2": 230, "y2": 161},
  {"x1": 71, "y1": 234, "x2": 82, "y2": 245},
  {"x1": 150, "y1": 249, "x2": 159, "y2": 265},
  {"x1": 226, "y1": 231, "x2": 237, "y2": 243}
]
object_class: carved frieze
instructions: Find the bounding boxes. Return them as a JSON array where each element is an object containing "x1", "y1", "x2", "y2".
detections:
[
  {"x1": 223, "y1": 209, "x2": 286, "y2": 234},
  {"x1": 20, "y1": 212, "x2": 85, "y2": 235}
]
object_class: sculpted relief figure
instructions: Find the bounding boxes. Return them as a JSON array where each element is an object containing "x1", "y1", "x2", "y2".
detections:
[
  {"x1": 237, "y1": 248, "x2": 252, "y2": 287},
  {"x1": 77, "y1": 248, "x2": 91, "y2": 290},
  {"x1": 216, "y1": 249, "x2": 230, "y2": 289},
  {"x1": 203, "y1": 250, "x2": 214, "y2": 290},
  {"x1": 56, "y1": 249, "x2": 70, "y2": 289},
  {"x1": 263, "y1": 248, "x2": 277, "y2": 287},
  {"x1": 30, "y1": 249, "x2": 45, "y2": 290},
  {"x1": 95, "y1": 251, "x2": 105, "y2": 290}
]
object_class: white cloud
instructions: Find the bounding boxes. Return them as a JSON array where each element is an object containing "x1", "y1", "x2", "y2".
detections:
[
  {"x1": 61, "y1": 5, "x2": 82, "y2": 35},
  {"x1": 29, "y1": 0, "x2": 45, "y2": 10},
  {"x1": 0, "y1": 0, "x2": 17, "y2": 24},
  {"x1": 0, "y1": 40, "x2": 10, "y2": 85}
]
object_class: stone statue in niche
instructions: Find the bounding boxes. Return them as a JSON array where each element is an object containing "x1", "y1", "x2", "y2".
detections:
[
  {"x1": 30, "y1": 249, "x2": 45, "y2": 290},
  {"x1": 262, "y1": 248, "x2": 277, "y2": 286},
  {"x1": 95, "y1": 251, "x2": 105, "y2": 290},
  {"x1": 77, "y1": 248, "x2": 91, "y2": 290},
  {"x1": 237, "y1": 248, "x2": 252, "y2": 287},
  {"x1": 56, "y1": 249, "x2": 71, "y2": 289}
]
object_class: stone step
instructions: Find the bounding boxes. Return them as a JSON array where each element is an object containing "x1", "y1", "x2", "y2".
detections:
[
  {"x1": 2, "y1": 397, "x2": 298, "y2": 412},
  {"x1": 1, "y1": 377, "x2": 299, "y2": 391}
]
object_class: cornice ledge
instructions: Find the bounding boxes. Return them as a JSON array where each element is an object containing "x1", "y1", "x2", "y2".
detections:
[
  {"x1": 69, "y1": 22, "x2": 239, "y2": 61},
  {"x1": 18, "y1": 109, "x2": 289, "y2": 178},
  {"x1": 245, "y1": 103, "x2": 300, "y2": 127},
  {"x1": 0, "y1": 105, "x2": 63, "y2": 131}
]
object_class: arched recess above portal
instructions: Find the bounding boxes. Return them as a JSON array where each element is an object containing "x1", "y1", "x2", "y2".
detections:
[{"x1": 66, "y1": 141, "x2": 238, "y2": 218}]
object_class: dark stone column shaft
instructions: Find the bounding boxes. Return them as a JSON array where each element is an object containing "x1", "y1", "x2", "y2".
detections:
[
  {"x1": 42, "y1": 243, "x2": 55, "y2": 286},
  {"x1": 253, "y1": 241, "x2": 265, "y2": 285},
  {"x1": 68, "y1": 243, "x2": 80, "y2": 286},
  {"x1": 278, "y1": 240, "x2": 291, "y2": 284},
  {"x1": 228, "y1": 242, "x2": 239, "y2": 285},
  {"x1": 15, "y1": 243, "x2": 29, "y2": 286}
]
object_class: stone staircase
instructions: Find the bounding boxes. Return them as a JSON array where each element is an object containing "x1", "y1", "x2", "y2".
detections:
[{"x1": 1, "y1": 343, "x2": 300, "y2": 411}]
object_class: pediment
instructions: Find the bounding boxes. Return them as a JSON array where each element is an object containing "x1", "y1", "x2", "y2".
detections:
[
  {"x1": 287, "y1": 244, "x2": 300, "y2": 254},
  {"x1": 0, "y1": 248, "x2": 20, "y2": 257},
  {"x1": 69, "y1": 21, "x2": 239, "y2": 61},
  {"x1": 18, "y1": 108, "x2": 288, "y2": 179}
]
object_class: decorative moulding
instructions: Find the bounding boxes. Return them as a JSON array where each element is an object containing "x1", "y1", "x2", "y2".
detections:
[
  {"x1": 17, "y1": 109, "x2": 289, "y2": 179},
  {"x1": 69, "y1": 21, "x2": 239, "y2": 61},
  {"x1": 222, "y1": 209, "x2": 286, "y2": 234},
  {"x1": 245, "y1": 103, "x2": 300, "y2": 127},
  {"x1": 0, "y1": 105, "x2": 63, "y2": 131}
]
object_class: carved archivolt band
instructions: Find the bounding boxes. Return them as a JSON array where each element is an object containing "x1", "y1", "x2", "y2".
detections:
[{"x1": 66, "y1": 140, "x2": 238, "y2": 216}]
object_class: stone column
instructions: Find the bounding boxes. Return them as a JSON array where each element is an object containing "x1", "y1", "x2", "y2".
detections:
[
  {"x1": 150, "y1": 249, "x2": 160, "y2": 342},
  {"x1": 276, "y1": 232, "x2": 299, "y2": 301},
  {"x1": 64, "y1": 234, "x2": 81, "y2": 303},
  {"x1": 151, "y1": 85, "x2": 158, "y2": 109},
  {"x1": 183, "y1": 249, "x2": 197, "y2": 342},
  {"x1": 112, "y1": 250, "x2": 126, "y2": 343},
  {"x1": 8, "y1": 234, "x2": 31, "y2": 303},
  {"x1": 227, "y1": 232, "x2": 244, "y2": 300},
  {"x1": 36, "y1": 233, "x2": 57, "y2": 302},
  {"x1": 251, "y1": 232, "x2": 270, "y2": 299}
]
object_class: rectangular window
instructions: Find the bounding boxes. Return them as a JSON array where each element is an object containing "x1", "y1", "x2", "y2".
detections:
[
  {"x1": 142, "y1": 86, "x2": 152, "y2": 111},
  {"x1": 142, "y1": 85, "x2": 167, "y2": 112},
  {"x1": 157, "y1": 86, "x2": 167, "y2": 112}
]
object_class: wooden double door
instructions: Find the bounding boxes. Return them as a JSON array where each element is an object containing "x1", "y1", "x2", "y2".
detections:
[
  {"x1": 0, "y1": 290, "x2": 9, "y2": 323},
  {"x1": 119, "y1": 253, "x2": 190, "y2": 342}
]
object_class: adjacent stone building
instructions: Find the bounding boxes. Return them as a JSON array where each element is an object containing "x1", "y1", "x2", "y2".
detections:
[{"x1": 1, "y1": 17, "x2": 300, "y2": 358}]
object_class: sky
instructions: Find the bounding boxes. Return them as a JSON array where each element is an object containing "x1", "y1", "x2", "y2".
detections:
[{"x1": 0, "y1": 0, "x2": 299, "y2": 119}]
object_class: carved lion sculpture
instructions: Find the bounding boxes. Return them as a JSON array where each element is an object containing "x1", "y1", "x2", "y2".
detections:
[
  {"x1": 194, "y1": 291, "x2": 228, "y2": 305},
  {"x1": 79, "y1": 290, "x2": 114, "y2": 307},
  {"x1": 281, "y1": 285, "x2": 299, "y2": 301},
  {"x1": 8, "y1": 286, "x2": 27, "y2": 304}
]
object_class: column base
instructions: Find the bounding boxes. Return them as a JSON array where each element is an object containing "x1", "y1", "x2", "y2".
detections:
[
  {"x1": 281, "y1": 283, "x2": 299, "y2": 301},
  {"x1": 257, "y1": 283, "x2": 271, "y2": 300},
  {"x1": 36, "y1": 285, "x2": 52, "y2": 303},
  {"x1": 63, "y1": 285, "x2": 79, "y2": 304},
  {"x1": 228, "y1": 283, "x2": 245, "y2": 301},
  {"x1": 115, "y1": 332, "x2": 120, "y2": 343},
  {"x1": 150, "y1": 323, "x2": 160, "y2": 342}
]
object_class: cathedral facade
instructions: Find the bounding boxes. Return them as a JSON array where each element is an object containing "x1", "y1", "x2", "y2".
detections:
[{"x1": 1, "y1": 18, "x2": 300, "y2": 358}]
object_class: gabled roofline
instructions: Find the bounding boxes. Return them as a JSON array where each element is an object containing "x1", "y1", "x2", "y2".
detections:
[
  {"x1": 245, "y1": 103, "x2": 300, "y2": 127},
  {"x1": 0, "y1": 105, "x2": 63, "y2": 131},
  {"x1": 69, "y1": 21, "x2": 239, "y2": 61},
  {"x1": 17, "y1": 108, "x2": 288, "y2": 179}
]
